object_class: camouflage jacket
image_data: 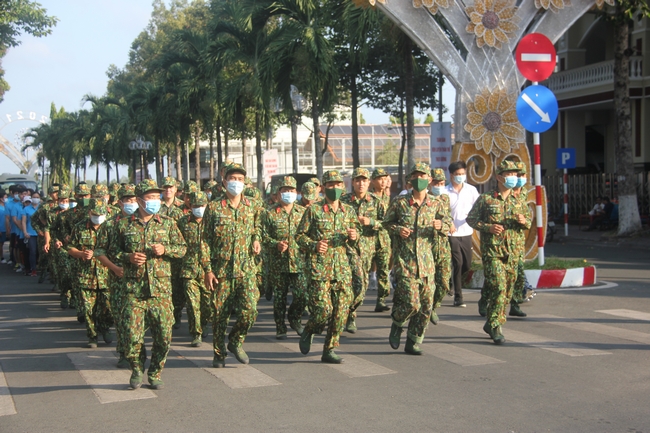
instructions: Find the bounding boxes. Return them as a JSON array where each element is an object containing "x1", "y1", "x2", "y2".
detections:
[
  {"x1": 177, "y1": 214, "x2": 210, "y2": 280},
  {"x1": 45, "y1": 207, "x2": 69, "y2": 244},
  {"x1": 466, "y1": 189, "x2": 532, "y2": 259},
  {"x1": 509, "y1": 188, "x2": 532, "y2": 260},
  {"x1": 373, "y1": 192, "x2": 392, "y2": 249},
  {"x1": 296, "y1": 200, "x2": 359, "y2": 282},
  {"x1": 94, "y1": 213, "x2": 128, "y2": 262},
  {"x1": 429, "y1": 193, "x2": 454, "y2": 255},
  {"x1": 160, "y1": 200, "x2": 184, "y2": 220},
  {"x1": 67, "y1": 218, "x2": 109, "y2": 289},
  {"x1": 107, "y1": 213, "x2": 187, "y2": 298},
  {"x1": 202, "y1": 196, "x2": 260, "y2": 279},
  {"x1": 341, "y1": 192, "x2": 383, "y2": 237},
  {"x1": 383, "y1": 192, "x2": 444, "y2": 279},
  {"x1": 31, "y1": 204, "x2": 50, "y2": 234},
  {"x1": 261, "y1": 202, "x2": 307, "y2": 273}
]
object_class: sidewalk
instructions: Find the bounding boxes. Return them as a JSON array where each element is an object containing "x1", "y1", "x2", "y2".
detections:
[{"x1": 551, "y1": 223, "x2": 650, "y2": 251}]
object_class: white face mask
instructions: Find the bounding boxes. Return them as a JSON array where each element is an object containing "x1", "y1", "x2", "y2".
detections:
[
  {"x1": 59, "y1": 203, "x2": 70, "y2": 210},
  {"x1": 226, "y1": 181, "x2": 245, "y2": 196},
  {"x1": 90, "y1": 214, "x2": 106, "y2": 225},
  {"x1": 31, "y1": 198, "x2": 41, "y2": 205},
  {"x1": 192, "y1": 206, "x2": 206, "y2": 218}
]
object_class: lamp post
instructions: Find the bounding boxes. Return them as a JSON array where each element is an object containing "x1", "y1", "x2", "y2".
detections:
[
  {"x1": 129, "y1": 136, "x2": 152, "y2": 182},
  {"x1": 290, "y1": 85, "x2": 306, "y2": 174}
]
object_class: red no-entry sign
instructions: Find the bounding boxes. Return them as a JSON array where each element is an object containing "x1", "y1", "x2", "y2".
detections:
[{"x1": 516, "y1": 33, "x2": 557, "y2": 82}]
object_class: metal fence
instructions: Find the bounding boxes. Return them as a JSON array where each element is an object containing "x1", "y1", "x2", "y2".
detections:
[{"x1": 543, "y1": 172, "x2": 650, "y2": 220}]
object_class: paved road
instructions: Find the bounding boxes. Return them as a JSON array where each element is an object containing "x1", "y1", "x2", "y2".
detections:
[{"x1": 1, "y1": 239, "x2": 649, "y2": 433}]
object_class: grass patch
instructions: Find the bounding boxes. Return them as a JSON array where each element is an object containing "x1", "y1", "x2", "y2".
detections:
[{"x1": 470, "y1": 256, "x2": 592, "y2": 271}]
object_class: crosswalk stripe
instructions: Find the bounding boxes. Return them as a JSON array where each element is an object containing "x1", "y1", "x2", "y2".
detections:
[
  {"x1": 596, "y1": 309, "x2": 650, "y2": 322},
  {"x1": 360, "y1": 327, "x2": 505, "y2": 367},
  {"x1": 536, "y1": 314, "x2": 650, "y2": 346},
  {"x1": 443, "y1": 320, "x2": 612, "y2": 357},
  {"x1": 171, "y1": 345, "x2": 281, "y2": 389},
  {"x1": 0, "y1": 363, "x2": 17, "y2": 416},
  {"x1": 271, "y1": 337, "x2": 396, "y2": 378},
  {"x1": 67, "y1": 351, "x2": 157, "y2": 404}
]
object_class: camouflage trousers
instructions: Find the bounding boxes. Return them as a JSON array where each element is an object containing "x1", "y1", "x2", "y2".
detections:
[
  {"x1": 273, "y1": 273, "x2": 307, "y2": 335},
  {"x1": 481, "y1": 256, "x2": 517, "y2": 328},
  {"x1": 433, "y1": 237, "x2": 452, "y2": 309},
  {"x1": 392, "y1": 275, "x2": 434, "y2": 344},
  {"x1": 37, "y1": 236, "x2": 48, "y2": 273},
  {"x1": 211, "y1": 275, "x2": 259, "y2": 361},
  {"x1": 183, "y1": 278, "x2": 212, "y2": 338},
  {"x1": 304, "y1": 278, "x2": 353, "y2": 352},
  {"x1": 80, "y1": 288, "x2": 113, "y2": 340},
  {"x1": 348, "y1": 240, "x2": 374, "y2": 319},
  {"x1": 373, "y1": 232, "x2": 391, "y2": 301},
  {"x1": 122, "y1": 295, "x2": 173, "y2": 381},
  {"x1": 171, "y1": 273, "x2": 185, "y2": 325},
  {"x1": 52, "y1": 248, "x2": 73, "y2": 300},
  {"x1": 510, "y1": 259, "x2": 526, "y2": 306},
  {"x1": 109, "y1": 280, "x2": 126, "y2": 355}
]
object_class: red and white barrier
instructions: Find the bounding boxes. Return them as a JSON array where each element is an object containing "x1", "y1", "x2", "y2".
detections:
[{"x1": 467, "y1": 266, "x2": 596, "y2": 289}]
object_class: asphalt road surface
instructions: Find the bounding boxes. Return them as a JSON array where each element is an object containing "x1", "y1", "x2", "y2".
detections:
[{"x1": 1, "y1": 239, "x2": 649, "y2": 433}]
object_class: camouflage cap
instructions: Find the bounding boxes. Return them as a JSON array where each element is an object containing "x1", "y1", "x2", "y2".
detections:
[
  {"x1": 176, "y1": 180, "x2": 184, "y2": 191},
  {"x1": 278, "y1": 176, "x2": 297, "y2": 189},
  {"x1": 431, "y1": 168, "x2": 447, "y2": 182},
  {"x1": 58, "y1": 186, "x2": 72, "y2": 200},
  {"x1": 496, "y1": 159, "x2": 521, "y2": 174},
  {"x1": 109, "y1": 182, "x2": 121, "y2": 196},
  {"x1": 352, "y1": 167, "x2": 370, "y2": 179},
  {"x1": 244, "y1": 177, "x2": 252, "y2": 186},
  {"x1": 322, "y1": 170, "x2": 343, "y2": 184},
  {"x1": 161, "y1": 176, "x2": 177, "y2": 187},
  {"x1": 91, "y1": 184, "x2": 109, "y2": 198},
  {"x1": 244, "y1": 186, "x2": 261, "y2": 199},
  {"x1": 270, "y1": 184, "x2": 280, "y2": 195},
  {"x1": 75, "y1": 183, "x2": 91, "y2": 195},
  {"x1": 203, "y1": 180, "x2": 217, "y2": 191},
  {"x1": 309, "y1": 177, "x2": 321, "y2": 186},
  {"x1": 189, "y1": 191, "x2": 208, "y2": 207},
  {"x1": 136, "y1": 179, "x2": 162, "y2": 196},
  {"x1": 225, "y1": 162, "x2": 246, "y2": 177},
  {"x1": 88, "y1": 198, "x2": 108, "y2": 215},
  {"x1": 409, "y1": 162, "x2": 431, "y2": 177},
  {"x1": 301, "y1": 182, "x2": 318, "y2": 201},
  {"x1": 183, "y1": 180, "x2": 199, "y2": 194},
  {"x1": 48, "y1": 185, "x2": 60, "y2": 194},
  {"x1": 516, "y1": 161, "x2": 527, "y2": 175},
  {"x1": 118, "y1": 184, "x2": 136, "y2": 199},
  {"x1": 371, "y1": 168, "x2": 389, "y2": 179}
]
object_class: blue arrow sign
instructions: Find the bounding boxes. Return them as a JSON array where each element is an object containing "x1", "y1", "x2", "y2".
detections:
[
  {"x1": 556, "y1": 148, "x2": 576, "y2": 169},
  {"x1": 516, "y1": 85, "x2": 558, "y2": 133}
]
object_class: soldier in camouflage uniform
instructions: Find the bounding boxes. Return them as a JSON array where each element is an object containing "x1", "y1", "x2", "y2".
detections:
[
  {"x1": 203, "y1": 180, "x2": 218, "y2": 201},
  {"x1": 32, "y1": 185, "x2": 59, "y2": 283},
  {"x1": 383, "y1": 162, "x2": 445, "y2": 355},
  {"x1": 260, "y1": 176, "x2": 307, "y2": 339},
  {"x1": 67, "y1": 199, "x2": 113, "y2": 348},
  {"x1": 300, "y1": 182, "x2": 318, "y2": 208},
  {"x1": 44, "y1": 186, "x2": 74, "y2": 308},
  {"x1": 108, "y1": 182, "x2": 120, "y2": 207},
  {"x1": 467, "y1": 160, "x2": 531, "y2": 344},
  {"x1": 65, "y1": 183, "x2": 93, "y2": 319},
  {"x1": 296, "y1": 170, "x2": 359, "y2": 364},
  {"x1": 341, "y1": 167, "x2": 383, "y2": 333},
  {"x1": 203, "y1": 163, "x2": 262, "y2": 367},
  {"x1": 308, "y1": 177, "x2": 322, "y2": 197},
  {"x1": 177, "y1": 191, "x2": 212, "y2": 347},
  {"x1": 94, "y1": 183, "x2": 138, "y2": 368},
  {"x1": 370, "y1": 168, "x2": 392, "y2": 312},
  {"x1": 107, "y1": 179, "x2": 187, "y2": 389},
  {"x1": 160, "y1": 177, "x2": 184, "y2": 219},
  {"x1": 507, "y1": 162, "x2": 532, "y2": 317},
  {"x1": 428, "y1": 168, "x2": 453, "y2": 325}
]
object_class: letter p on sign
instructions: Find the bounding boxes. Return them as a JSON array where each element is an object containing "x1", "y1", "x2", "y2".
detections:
[{"x1": 556, "y1": 148, "x2": 576, "y2": 169}]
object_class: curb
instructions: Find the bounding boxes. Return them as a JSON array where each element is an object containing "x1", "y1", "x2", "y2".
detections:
[{"x1": 466, "y1": 266, "x2": 597, "y2": 289}]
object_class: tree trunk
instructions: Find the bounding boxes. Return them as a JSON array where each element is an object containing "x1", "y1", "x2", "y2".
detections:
[
  {"x1": 83, "y1": 159, "x2": 87, "y2": 182},
  {"x1": 291, "y1": 117, "x2": 298, "y2": 174},
  {"x1": 115, "y1": 163, "x2": 120, "y2": 183},
  {"x1": 397, "y1": 97, "x2": 406, "y2": 191},
  {"x1": 241, "y1": 127, "x2": 247, "y2": 172},
  {"x1": 194, "y1": 124, "x2": 202, "y2": 187},
  {"x1": 404, "y1": 37, "x2": 416, "y2": 170},
  {"x1": 312, "y1": 96, "x2": 323, "y2": 179},
  {"x1": 167, "y1": 154, "x2": 172, "y2": 177},
  {"x1": 614, "y1": 10, "x2": 642, "y2": 235},
  {"x1": 175, "y1": 137, "x2": 182, "y2": 180},
  {"x1": 216, "y1": 117, "x2": 223, "y2": 179},
  {"x1": 224, "y1": 125, "x2": 229, "y2": 160},
  {"x1": 183, "y1": 139, "x2": 190, "y2": 182},
  {"x1": 209, "y1": 127, "x2": 215, "y2": 181},
  {"x1": 155, "y1": 138, "x2": 162, "y2": 184},
  {"x1": 105, "y1": 163, "x2": 109, "y2": 184},
  {"x1": 255, "y1": 112, "x2": 264, "y2": 190},
  {"x1": 351, "y1": 72, "x2": 360, "y2": 168},
  {"x1": 95, "y1": 163, "x2": 99, "y2": 184}
]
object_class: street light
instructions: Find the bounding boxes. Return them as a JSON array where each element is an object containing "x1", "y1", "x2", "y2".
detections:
[
  {"x1": 129, "y1": 136, "x2": 152, "y2": 182},
  {"x1": 290, "y1": 85, "x2": 306, "y2": 174}
]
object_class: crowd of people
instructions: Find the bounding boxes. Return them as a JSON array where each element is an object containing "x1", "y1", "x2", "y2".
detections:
[{"x1": 2, "y1": 158, "x2": 535, "y2": 390}]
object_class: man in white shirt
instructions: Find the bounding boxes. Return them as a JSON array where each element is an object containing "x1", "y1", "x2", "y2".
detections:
[{"x1": 446, "y1": 161, "x2": 480, "y2": 307}]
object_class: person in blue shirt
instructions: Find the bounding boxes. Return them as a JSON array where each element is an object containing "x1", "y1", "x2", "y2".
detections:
[
  {"x1": 22, "y1": 193, "x2": 40, "y2": 276},
  {"x1": 0, "y1": 189, "x2": 7, "y2": 263},
  {"x1": 9, "y1": 186, "x2": 28, "y2": 272},
  {"x1": 5, "y1": 185, "x2": 20, "y2": 266}
]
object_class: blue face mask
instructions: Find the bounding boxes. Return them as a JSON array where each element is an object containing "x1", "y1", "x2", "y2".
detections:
[
  {"x1": 122, "y1": 203, "x2": 138, "y2": 215},
  {"x1": 503, "y1": 176, "x2": 518, "y2": 189},
  {"x1": 454, "y1": 175, "x2": 466, "y2": 185},
  {"x1": 430, "y1": 186, "x2": 446, "y2": 196},
  {"x1": 59, "y1": 203, "x2": 69, "y2": 210},
  {"x1": 70, "y1": 201, "x2": 77, "y2": 208},
  {"x1": 226, "y1": 181, "x2": 245, "y2": 196},
  {"x1": 143, "y1": 199, "x2": 161, "y2": 215},
  {"x1": 280, "y1": 192, "x2": 297, "y2": 204},
  {"x1": 192, "y1": 206, "x2": 206, "y2": 218},
  {"x1": 516, "y1": 177, "x2": 527, "y2": 188}
]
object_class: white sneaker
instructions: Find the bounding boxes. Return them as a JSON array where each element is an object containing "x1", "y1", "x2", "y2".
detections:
[
  {"x1": 6, "y1": 260, "x2": 13, "y2": 265},
  {"x1": 15, "y1": 267, "x2": 24, "y2": 273},
  {"x1": 0, "y1": 259, "x2": 6, "y2": 264}
]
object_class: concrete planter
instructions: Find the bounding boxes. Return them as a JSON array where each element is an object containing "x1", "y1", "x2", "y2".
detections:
[{"x1": 466, "y1": 266, "x2": 597, "y2": 289}]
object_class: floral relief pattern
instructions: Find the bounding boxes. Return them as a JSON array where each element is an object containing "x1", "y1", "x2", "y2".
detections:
[
  {"x1": 534, "y1": 0, "x2": 571, "y2": 13},
  {"x1": 464, "y1": 88, "x2": 523, "y2": 157},
  {"x1": 465, "y1": 0, "x2": 519, "y2": 49},
  {"x1": 412, "y1": 0, "x2": 452, "y2": 15}
]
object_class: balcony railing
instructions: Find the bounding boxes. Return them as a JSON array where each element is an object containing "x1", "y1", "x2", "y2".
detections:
[{"x1": 544, "y1": 56, "x2": 643, "y2": 93}]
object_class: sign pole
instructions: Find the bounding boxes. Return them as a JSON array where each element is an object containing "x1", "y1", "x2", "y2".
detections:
[
  {"x1": 562, "y1": 168, "x2": 569, "y2": 236},
  {"x1": 533, "y1": 111, "x2": 545, "y2": 266}
]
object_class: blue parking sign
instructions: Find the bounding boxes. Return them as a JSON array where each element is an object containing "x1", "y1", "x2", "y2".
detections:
[
  {"x1": 516, "y1": 85, "x2": 558, "y2": 133},
  {"x1": 556, "y1": 148, "x2": 576, "y2": 169}
]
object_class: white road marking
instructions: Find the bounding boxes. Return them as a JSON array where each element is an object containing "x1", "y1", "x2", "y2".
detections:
[
  {"x1": 272, "y1": 337, "x2": 396, "y2": 378},
  {"x1": 171, "y1": 345, "x2": 281, "y2": 389},
  {"x1": 0, "y1": 362, "x2": 17, "y2": 416},
  {"x1": 596, "y1": 309, "x2": 650, "y2": 322},
  {"x1": 67, "y1": 351, "x2": 156, "y2": 404},
  {"x1": 536, "y1": 314, "x2": 650, "y2": 346},
  {"x1": 361, "y1": 328, "x2": 504, "y2": 367},
  {"x1": 443, "y1": 320, "x2": 612, "y2": 357}
]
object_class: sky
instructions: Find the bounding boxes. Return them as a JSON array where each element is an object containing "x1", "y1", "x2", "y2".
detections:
[{"x1": 0, "y1": 0, "x2": 455, "y2": 177}]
